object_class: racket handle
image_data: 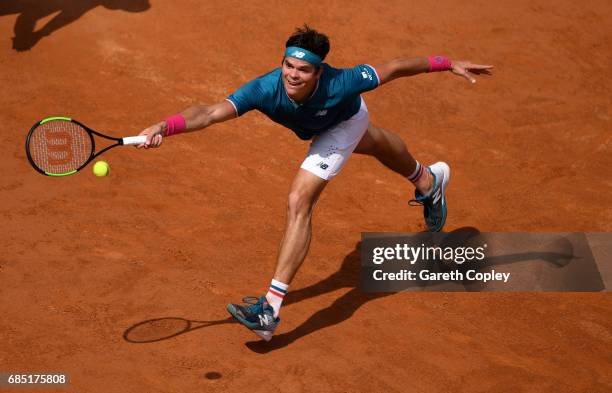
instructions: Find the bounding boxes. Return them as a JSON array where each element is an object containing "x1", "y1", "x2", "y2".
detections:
[{"x1": 122, "y1": 135, "x2": 148, "y2": 145}]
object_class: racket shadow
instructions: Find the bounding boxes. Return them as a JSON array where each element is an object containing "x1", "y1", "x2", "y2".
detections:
[{"x1": 123, "y1": 316, "x2": 235, "y2": 344}]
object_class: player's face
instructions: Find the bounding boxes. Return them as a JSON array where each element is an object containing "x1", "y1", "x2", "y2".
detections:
[{"x1": 282, "y1": 57, "x2": 322, "y2": 102}]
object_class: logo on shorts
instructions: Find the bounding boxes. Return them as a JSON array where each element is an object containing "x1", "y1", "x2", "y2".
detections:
[
  {"x1": 315, "y1": 110, "x2": 328, "y2": 116},
  {"x1": 291, "y1": 50, "x2": 306, "y2": 59},
  {"x1": 317, "y1": 162, "x2": 329, "y2": 170}
]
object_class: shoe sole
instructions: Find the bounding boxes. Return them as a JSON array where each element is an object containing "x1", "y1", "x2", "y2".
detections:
[
  {"x1": 253, "y1": 330, "x2": 273, "y2": 341},
  {"x1": 429, "y1": 162, "x2": 450, "y2": 232}
]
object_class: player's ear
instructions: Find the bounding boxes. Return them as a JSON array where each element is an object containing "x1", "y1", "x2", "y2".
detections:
[{"x1": 315, "y1": 65, "x2": 323, "y2": 78}]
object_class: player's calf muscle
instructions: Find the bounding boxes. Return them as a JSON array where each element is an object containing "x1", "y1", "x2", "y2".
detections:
[{"x1": 356, "y1": 126, "x2": 416, "y2": 176}]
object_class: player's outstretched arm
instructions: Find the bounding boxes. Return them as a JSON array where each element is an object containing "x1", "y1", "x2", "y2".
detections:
[
  {"x1": 137, "y1": 100, "x2": 237, "y2": 149},
  {"x1": 373, "y1": 57, "x2": 493, "y2": 86}
]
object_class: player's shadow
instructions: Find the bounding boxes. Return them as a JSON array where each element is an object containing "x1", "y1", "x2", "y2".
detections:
[
  {"x1": 0, "y1": 0, "x2": 150, "y2": 52},
  {"x1": 246, "y1": 227, "x2": 590, "y2": 352},
  {"x1": 246, "y1": 227, "x2": 482, "y2": 352}
]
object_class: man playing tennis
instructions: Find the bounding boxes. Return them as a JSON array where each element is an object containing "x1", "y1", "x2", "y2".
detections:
[{"x1": 139, "y1": 26, "x2": 493, "y2": 341}]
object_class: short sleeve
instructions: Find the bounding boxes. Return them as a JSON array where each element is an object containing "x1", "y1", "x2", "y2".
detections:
[
  {"x1": 226, "y1": 78, "x2": 264, "y2": 116},
  {"x1": 339, "y1": 64, "x2": 380, "y2": 96}
]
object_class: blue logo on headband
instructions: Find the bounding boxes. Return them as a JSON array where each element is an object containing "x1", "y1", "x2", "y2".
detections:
[{"x1": 284, "y1": 46, "x2": 322, "y2": 66}]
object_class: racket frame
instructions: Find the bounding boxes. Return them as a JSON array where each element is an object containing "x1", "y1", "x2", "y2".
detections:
[{"x1": 26, "y1": 116, "x2": 133, "y2": 176}]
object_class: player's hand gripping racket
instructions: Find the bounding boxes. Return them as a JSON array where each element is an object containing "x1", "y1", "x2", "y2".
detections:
[{"x1": 25, "y1": 116, "x2": 146, "y2": 176}]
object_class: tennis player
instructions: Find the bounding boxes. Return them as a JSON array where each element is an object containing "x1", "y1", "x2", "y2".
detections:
[{"x1": 138, "y1": 25, "x2": 493, "y2": 341}]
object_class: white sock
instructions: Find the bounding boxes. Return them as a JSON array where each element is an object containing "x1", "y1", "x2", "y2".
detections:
[
  {"x1": 407, "y1": 161, "x2": 424, "y2": 183},
  {"x1": 265, "y1": 279, "x2": 289, "y2": 318}
]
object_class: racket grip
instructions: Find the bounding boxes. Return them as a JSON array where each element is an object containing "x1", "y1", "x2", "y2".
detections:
[{"x1": 122, "y1": 136, "x2": 148, "y2": 145}]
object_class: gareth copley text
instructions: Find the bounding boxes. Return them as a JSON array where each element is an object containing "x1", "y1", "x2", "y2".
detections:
[{"x1": 372, "y1": 269, "x2": 511, "y2": 283}]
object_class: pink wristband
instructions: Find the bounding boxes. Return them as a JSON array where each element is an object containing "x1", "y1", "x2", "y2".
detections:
[
  {"x1": 428, "y1": 56, "x2": 452, "y2": 72},
  {"x1": 165, "y1": 114, "x2": 186, "y2": 136}
]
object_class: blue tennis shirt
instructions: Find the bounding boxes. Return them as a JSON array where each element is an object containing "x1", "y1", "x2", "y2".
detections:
[{"x1": 227, "y1": 64, "x2": 379, "y2": 140}]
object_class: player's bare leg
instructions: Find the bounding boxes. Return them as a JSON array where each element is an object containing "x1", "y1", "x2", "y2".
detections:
[
  {"x1": 226, "y1": 169, "x2": 327, "y2": 341},
  {"x1": 354, "y1": 123, "x2": 450, "y2": 232},
  {"x1": 354, "y1": 124, "x2": 433, "y2": 194},
  {"x1": 273, "y1": 169, "x2": 327, "y2": 283}
]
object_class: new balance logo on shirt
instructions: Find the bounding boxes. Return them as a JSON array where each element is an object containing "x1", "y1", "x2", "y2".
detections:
[{"x1": 315, "y1": 109, "x2": 328, "y2": 116}]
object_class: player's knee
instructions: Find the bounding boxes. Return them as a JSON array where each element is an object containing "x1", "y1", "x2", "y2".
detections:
[{"x1": 287, "y1": 189, "x2": 316, "y2": 220}]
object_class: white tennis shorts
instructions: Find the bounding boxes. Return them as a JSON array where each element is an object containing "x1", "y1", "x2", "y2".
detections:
[{"x1": 300, "y1": 98, "x2": 369, "y2": 180}]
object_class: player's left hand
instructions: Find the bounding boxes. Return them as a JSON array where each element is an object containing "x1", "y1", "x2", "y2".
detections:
[
  {"x1": 137, "y1": 121, "x2": 165, "y2": 149},
  {"x1": 451, "y1": 61, "x2": 494, "y2": 84}
]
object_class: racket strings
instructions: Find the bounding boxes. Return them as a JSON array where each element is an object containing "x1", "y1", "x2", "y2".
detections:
[{"x1": 28, "y1": 121, "x2": 92, "y2": 174}]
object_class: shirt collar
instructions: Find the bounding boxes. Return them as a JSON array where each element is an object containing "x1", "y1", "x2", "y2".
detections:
[{"x1": 284, "y1": 79, "x2": 320, "y2": 108}]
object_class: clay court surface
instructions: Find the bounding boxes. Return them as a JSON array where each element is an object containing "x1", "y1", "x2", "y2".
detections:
[{"x1": 1, "y1": 0, "x2": 611, "y2": 392}]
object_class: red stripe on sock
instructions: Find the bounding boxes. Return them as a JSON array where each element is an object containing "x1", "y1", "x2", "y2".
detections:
[
  {"x1": 268, "y1": 288, "x2": 285, "y2": 298},
  {"x1": 409, "y1": 165, "x2": 424, "y2": 183}
]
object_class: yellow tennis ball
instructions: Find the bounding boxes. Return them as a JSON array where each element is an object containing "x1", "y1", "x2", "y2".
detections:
[{"x1": 93, "y1": 161, "x2": 110, "y2": 177}]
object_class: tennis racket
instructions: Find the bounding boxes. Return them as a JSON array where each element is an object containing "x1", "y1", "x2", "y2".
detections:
[{"x1": 25, "y1": 116, "x2": 147, "y2": 176}]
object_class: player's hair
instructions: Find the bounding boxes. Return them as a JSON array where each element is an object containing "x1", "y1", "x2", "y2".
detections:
[{"x1": 285, "y1": 25, "x2": 330, "y2": 62}]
